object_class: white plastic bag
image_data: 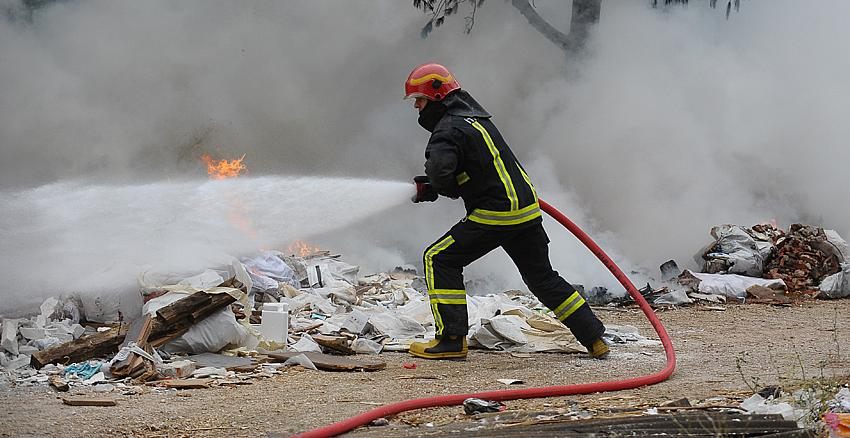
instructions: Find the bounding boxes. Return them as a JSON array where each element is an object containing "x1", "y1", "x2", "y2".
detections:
[
  {"x1": 142, "y1": 292, "x2": 247, "y2": 354},
  {"x1": 240, "y1": 251, "x2": 299, "y2": 291},
  {"x1": 351, "y1": 338, "x2": 383, "y2": 354},
  {"x1": 686, "y1": 270, "x2": 785, "y2": 300},
  {"x1": 699, "y1": 225, "x2": 768, "y2": 276},
  {"x1": 819, "y1": 263, "x2": 850, "y2": 299}
]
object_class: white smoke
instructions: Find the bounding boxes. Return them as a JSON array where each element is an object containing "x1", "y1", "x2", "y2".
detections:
[{"x1": 1, "y1": 1, "x2": 848, "y2": 310}]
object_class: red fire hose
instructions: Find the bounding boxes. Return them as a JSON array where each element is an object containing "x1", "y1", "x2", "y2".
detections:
[{"x1": 295, "y1": 198, "x2": 677, "y2": 437}]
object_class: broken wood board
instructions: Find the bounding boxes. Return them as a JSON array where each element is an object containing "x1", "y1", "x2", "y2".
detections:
[
  {"x1": 61, "y1": 397, "x2": 116, "y2": 407},
  {"x1": 162, "y1": 378, "x2": 212, "y2": 389},
  {"x1": 48, "y1": 375, "x2": 69, "y2": 392},
  {"x1": 111, "y1": 314, "x2": 155, "y2": 378},
  {"x1": 31, "y1": 324, "x2": 128, "y2": 369},
  {"x1": 32, "y1": 291, "x2": 238, "y2": 369},
  {"x1": 312, "y1": 334, "x2": 355, "y2": 355},
  {"x1": 747, "y1": 285, "x2": 793, "y2": 304},
  {"x1": 266, "y1": 352, "x2": 386, "y2": 371}
]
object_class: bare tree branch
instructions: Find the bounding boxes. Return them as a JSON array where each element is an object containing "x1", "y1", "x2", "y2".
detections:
[
  {"x1": 510, "y1": 0, "x2": 600, "y2": 53},
  {"x1": 510, "y1": 0, "x2": 575, "y2": 52}
]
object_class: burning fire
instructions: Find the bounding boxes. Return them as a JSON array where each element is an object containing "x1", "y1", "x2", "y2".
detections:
[
  {"x1": 201, "y1": 153, "x2": 246, "y2": 179},
  {"x1": 288, "y1": 240, "x2": 323, "y2": 257}
]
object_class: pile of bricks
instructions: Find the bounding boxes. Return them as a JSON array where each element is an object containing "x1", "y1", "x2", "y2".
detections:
[{"x1": 763, "y1": 224, "x2": 842, "y2": 296}]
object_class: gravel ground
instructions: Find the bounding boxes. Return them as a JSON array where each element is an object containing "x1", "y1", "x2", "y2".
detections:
[{"x1": 1, "y1": 300, "x2": 848, "y2": 437}]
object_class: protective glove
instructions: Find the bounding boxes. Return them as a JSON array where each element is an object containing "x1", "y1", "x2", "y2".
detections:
[{"x1": 412, "y1": 175, "x2": 438, "y2": 203}]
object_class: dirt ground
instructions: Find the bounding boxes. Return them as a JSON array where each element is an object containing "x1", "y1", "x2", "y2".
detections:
[{"x1": 1, "y1": 300, "x2": 848, "y2": 437}]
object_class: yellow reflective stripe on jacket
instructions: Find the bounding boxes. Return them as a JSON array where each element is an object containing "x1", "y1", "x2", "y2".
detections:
[
  {"x1": 468, "y1": 202, "x2": 542, "y2": 226},
  {"x1": 428, "y1": 289, "x2": 467, "y2": 305},
  {"x1": 456, "y1": 172, "x2": 470, "y2": 186},
  {"x1": 517, "y1": 165, "x2": 537, "y2": 201},
  {"x1": 468, "y1": 120, "x2": 519, "y2": 210},
  {"x1": 425, "y1": 235, "x2": 455, "y2": 291},
  {"x1": 553, "y1": 291, "x2": 586, "y2": 321}
]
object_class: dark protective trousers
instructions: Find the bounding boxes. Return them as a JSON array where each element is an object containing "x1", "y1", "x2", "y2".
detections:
[{"x1": 423, "y1": 219, "x2": 605, "y2": 347}]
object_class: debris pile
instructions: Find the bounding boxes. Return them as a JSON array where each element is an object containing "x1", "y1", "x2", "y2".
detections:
[
  {"x1": 2, "y1": 247, "x2": 661, "y2": 394},
  {"x1": 582, "y1": 222, "x2": 850, "y2": 309},
  {"x1": 695, "y1": 222, "x2": 849, "y2": 301},
  {"x1": 736, "y1": 384, "x2": 850, "y2": 436}
]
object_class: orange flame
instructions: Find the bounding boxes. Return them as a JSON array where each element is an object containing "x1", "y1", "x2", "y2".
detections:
[
  {"x1": 288, "y1": 240, "x2": 322, "y2": 257},
  {"x1": 201, "y1": 153, "x2": 246, "y2": 179}
]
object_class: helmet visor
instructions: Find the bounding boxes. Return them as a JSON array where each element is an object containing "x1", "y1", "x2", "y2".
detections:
[{"x1": 403, "y1": 92, "x2": 430, "y2": 100}]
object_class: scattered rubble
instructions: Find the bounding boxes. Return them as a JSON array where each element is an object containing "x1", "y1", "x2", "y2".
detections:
[
  {"x1": 4, "y1": 247, "x2": 657, "y2": 398},
  {"x1": 586, "y1": 222, "x2": 850, "y2": 308},
  {"x1": 0, "y1": 224, "x2": 846, "y2": 433},
  {"x1": 696, "y1": 223, "x2": 848, "y2": 300}
]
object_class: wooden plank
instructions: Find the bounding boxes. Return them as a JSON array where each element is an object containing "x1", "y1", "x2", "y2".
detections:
[
  {"x1": 148, "y1": 292, "x2": 237, "y2": 347},
  {"x1": 312, "y1": 334, "x2": 355, "y2": 355},
  {"x1": 162, "y1": 378, "x2": 212, "y2": 389},
  {"x1": 31, "y1": 324, "x2": 128, "y2": 369},
  {"x1": 156, "y1": 292, "x2": 211, "y2": 323},
  {"x1": 111, "y1": 314, "x2": 155, "y2": 377},
  {"x1": 61, "y1": 397, "x2": 117, "y2": 407},
  {"x1": 190, "y1": 293, "x2": 237, "y2": 322},
  {"x1": 266, "y1": 351, "x2": 386, "y2": 371}
]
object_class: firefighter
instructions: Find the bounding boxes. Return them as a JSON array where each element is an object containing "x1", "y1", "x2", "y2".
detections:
[{"x1": 405, "y1": 63, "x2": 609, "y2": 360}]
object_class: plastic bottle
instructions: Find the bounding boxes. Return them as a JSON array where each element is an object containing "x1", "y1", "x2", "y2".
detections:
[{"x1": 260, "y1": 302, "x2": 289, "y2": 344}]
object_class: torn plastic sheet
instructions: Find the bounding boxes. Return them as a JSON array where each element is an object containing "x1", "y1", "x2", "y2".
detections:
[
  {"x1": 487, "y1": 315, "x2": 529, "y2": 345},
  {"x1": 111, "y1": 343, "x2": 161, "y2": 366},
  {"x1": 306, "y1": 258, "x2": 360, "y2": 287},
  {"x1": 240, "y1": 251, "x2": 300, "y2": 292},
  {"x1": 819, "y1": 263, "x2": 850, "y2": 299},
  {"x1": 823, "y1": 230, "x2": 848, "y2": 263},
  {"x1": 604, "y1": 325, "x2": 661, "y2": 347},
  {"x1": 351, "y1": 338, "x2": 383, "y2": 354},
  {"x1": 395, "y1": 297, "x2": 432, "y2": 326},
  {"x1": 282, "y1": 353, "x2": 317, "y2": 370},
  {"x1": 36, "y1": 296, "x2": 82, "y2": 328},
  {"x1": 105, "y1": 342, "x2": 163, "y2": 377},
  {"x1": 469, "y1": 309, "x2": 583, "y2": 353},
  {"x1": 681, "y1": 270, "x2": 785, "y2": 300},
  {"x1": 740, "y1": 394, "x2": 803, "y2": 421},
  {"x1": 367, "y1": 311, "x2": 426, "y2": 340},
  {"x1": 282, "y1": 293, "x2": 339, "y2": 316},
  {"x1": 290, "y1": 333, "x2": 322, "y2": 353},
  {"x1": 338, "y1": 309, "x2": 370, "y2": 335},
  {"x1": 177, "y1": 269, "x2": 227, "y2": 290},
  {"x1": 78, "y1": 292, "x2": 122, "y2": 324},
  {"x1": 698, "y1": 224, "x2": 771, "y2": 277},
  {"x1": 652, "y1": 289, "x2": 693, "y2": 306}
]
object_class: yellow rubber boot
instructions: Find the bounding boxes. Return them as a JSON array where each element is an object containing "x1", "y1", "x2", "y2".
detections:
[
  {"x1": 409, "y1": 336, "x2": 468, "y2": 360},
  {"x1": 587, "y1": 338, "x2": 610, "y2": 359}
]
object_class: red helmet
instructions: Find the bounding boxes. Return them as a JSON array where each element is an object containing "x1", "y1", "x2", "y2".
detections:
[{"x1": 404, "y1": 63, "x2": 460, "y2": 101}]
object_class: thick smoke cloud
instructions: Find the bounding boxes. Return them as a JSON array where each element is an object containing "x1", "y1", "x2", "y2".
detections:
[
  {"x1": 526, "y1": 1, "x2": 850, "y2": 271},
  {"x1": 1, "y1": 1, "x2": 848, "y2": 311}
]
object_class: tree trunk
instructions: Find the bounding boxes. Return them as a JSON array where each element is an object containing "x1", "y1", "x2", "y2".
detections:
[
  {"x1": 510, "y1": 0, "x2": 601, "y2": 54},
  {"x1": 569, "y1": 0, "x2": 602, "y2": 49}
]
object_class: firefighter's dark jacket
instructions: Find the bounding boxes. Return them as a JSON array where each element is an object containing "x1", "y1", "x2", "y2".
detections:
[{"x1": 423, "y1": 90, "x2": 542, "y2": 229}]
